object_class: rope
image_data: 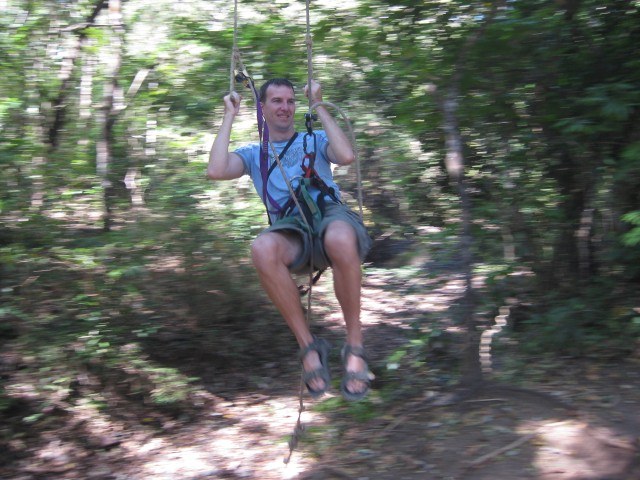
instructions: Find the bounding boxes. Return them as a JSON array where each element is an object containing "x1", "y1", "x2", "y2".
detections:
[
  {"x1": 271, "y1": 142, "x2": 315, "y2": 468},
  {"x1": 303, "y1": 0, "x2": 363, "y2": 219},
  {"x1": 226, "y1": 41, "x2": 312, "y2": 464},
  {"x1": 227, "y1": 35, "x2": 315, "y2": 465},
  {"x1": 228, "y1": 0, "x2": 364, "y2": 465},
  {"x1": 310, "y1": 100, "x2": 364, "y2": 219},
  {"x1": 285, "y1": 0, "x2": 316, "y2": 464},
  {"x1": 305, "y1": 0, "x2": 314, "y2": 114},
  {"x1": 230, "y1": 0, "x2": 238, "y2": 93}
]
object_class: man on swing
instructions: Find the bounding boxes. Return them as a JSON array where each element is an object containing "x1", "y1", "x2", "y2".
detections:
[{"x1": 208, "y1": 78, "x2": 373, "y2": 400}]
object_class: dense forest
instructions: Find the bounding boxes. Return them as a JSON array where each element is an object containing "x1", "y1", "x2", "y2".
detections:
[{"x1": 1, "y1": 1, "x2": 639, "y2": 479}]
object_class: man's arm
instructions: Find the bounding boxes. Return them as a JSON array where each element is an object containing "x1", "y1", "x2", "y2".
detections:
[
  {"x1": 305, "y1": 80, "x2": 355, "y2": 166},
  {"x1": 207, "y1": 92, "x2": 246, "y2": 180}
]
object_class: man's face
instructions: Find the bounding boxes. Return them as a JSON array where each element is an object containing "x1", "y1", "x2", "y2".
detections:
[{"x1": 261, "y1": 84, "x2": 296, "y2": 133}]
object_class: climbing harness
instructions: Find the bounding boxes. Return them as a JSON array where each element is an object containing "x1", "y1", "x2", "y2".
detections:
[
  {"x1": 228, "y1": 0, "x2": 364, "y2": 464},
  {"x1": 234, "y1": 77, "x2": 340, "y2": 233}
]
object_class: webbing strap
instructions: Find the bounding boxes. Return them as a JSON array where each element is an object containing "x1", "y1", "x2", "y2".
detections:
[
  {"x1": 266, "y1": 132, "x2": 299, "y2": 177},
  {"x1": 301, "y1": 132, "x2": 317, "y2": 178},
  {"x1": 299, "y1": 180, "x2": 322, "y2": 226},
  {"x1": 263, "y1": 131, "x2": 325, "y2": 223},
  {"x1": 257, "y1": 105, "x2": 282, "y2": 214},
  {"x1": 261, "y1": 133, "x2": 300, "y2": 224}
]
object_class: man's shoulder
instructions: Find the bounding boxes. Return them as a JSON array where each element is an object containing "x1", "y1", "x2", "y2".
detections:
[
  {"x1": 234, "y1": 141, "x2": 260, "y2": 159},
  {"x1": 235, "y1": 141, "x2": 260, "y2": 151}
]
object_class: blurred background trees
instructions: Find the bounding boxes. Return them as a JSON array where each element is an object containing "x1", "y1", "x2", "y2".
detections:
[{"x1": 1, "y1": 0, "x2": 639, "y2": 381}]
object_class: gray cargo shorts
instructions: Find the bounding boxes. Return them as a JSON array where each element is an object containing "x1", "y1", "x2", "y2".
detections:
[{"x1": 262, "y1": 201, "x2": 372, "y2": 274}]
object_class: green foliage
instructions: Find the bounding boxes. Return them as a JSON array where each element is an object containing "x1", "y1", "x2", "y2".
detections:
[
  {"x1": 519, "y1": 292, "x2": 640, "y2": 357},
  {"x1": 0, "y1": 385, "x2": 13, "y2": 413},
  {"x1": 313, "y1": 394, "x2": 380, "y2": 423},
  {"x1": 622, "y1": 211, "x2": 640, "y2": 247},
  {"x1": 384, "y1": 327, "x2": 447, "y2": 372}
]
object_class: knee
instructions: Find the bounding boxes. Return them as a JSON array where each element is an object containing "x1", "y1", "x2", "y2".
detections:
[
  {"x1": 324, "y1": 223, "x2": 358, "y2": 264},
  {"x1": 251, "y1": 233, "x2": 280, "y2": 271}
]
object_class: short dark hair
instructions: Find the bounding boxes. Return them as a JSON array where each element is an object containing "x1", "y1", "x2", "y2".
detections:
[{"x1": 259, "y1": 78, "x2": 295, "y2": 103}]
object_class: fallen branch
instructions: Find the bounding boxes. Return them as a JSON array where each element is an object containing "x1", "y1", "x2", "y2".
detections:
[
  {"x1": 381, "y1": 413, "x2": 412, "y2": 434},
  {"x1": 463, "y1": 398, "x2": 507, "y2": 403},
  {"x1": 298, "y1": 464, "x2": 355, "y2": 479},
  {"x1": 466, "y1": 432, "x2": 537, "y2": 468},
  {"x1": 381, "y1": 391, "x2": 500, "y2": 434}
]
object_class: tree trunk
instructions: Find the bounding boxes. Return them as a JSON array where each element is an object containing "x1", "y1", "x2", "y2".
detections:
[
  {"x1": 97, "y1": 0, "x2": 125, "y2": 232},
  {"x1": 27, "y1": 0, "x2": 106, "y2": 212},
  {"x1": 441, "y1": 87, "x2": 482, "y2": 389},
  {"x1": 48, "y1": 0, "x2": 104, "y2": 149},
  {"x1": 123, "y1": 68, "x2": 153, "y2": 209},
  {"x1": 436, "y1": 1, "x2": 503, "y2": 390}
]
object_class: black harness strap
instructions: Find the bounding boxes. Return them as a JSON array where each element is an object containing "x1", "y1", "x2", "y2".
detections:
[
  {"x1": 263, "y1": 131, "x2": 342, "y2": 292},
  {"x1": 276, "y1": 131, "x2": 341, "y2": 223},
  {"x1": 266, "y1": 132, "x2": 299, "y2": 178},
  {"x1": 263, "y1": 132, "x2": 299, "y2": 225}
]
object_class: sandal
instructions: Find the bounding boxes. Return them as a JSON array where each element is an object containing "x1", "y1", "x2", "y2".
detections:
[
  {"x1": 299, "y1": 336, "x2": 331, "y2": 399},
  {"x1": 340, "y1": 344, "x2": 374, "y2": 401}
]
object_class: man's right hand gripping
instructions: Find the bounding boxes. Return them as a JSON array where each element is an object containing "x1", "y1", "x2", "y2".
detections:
[
  {"x1": 207, "y1": 91, "x2": 245, "y2": 181},
  {"x1": 224, "y1": 91, "x2": 242, "y2": 117}
]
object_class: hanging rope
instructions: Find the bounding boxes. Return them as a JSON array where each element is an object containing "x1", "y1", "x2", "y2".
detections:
[
  {"x1": 302, "y1": 0, "x2": 363, "y2": 219},
  {"x1": 227, "y1": 10, "x2": 317, "y2": 462},
  {"x1": 228, "y1": 0, "x2": 365, "y2": 465},
  {"x1": 230, "y1": 0, "x2": 238, "y2": 94},
  {"x1": 230, "y1": 0, "x2": 249, "y2": 96},
  {"x1": 283, "y1": 0, "x2": 321, "y2": 464},
  {"x1": 310, "y1": 99, "x2": 364, "y2": 218},
  {"x1": 305, "y1": 0, "x2": 314, "y2": 114}
]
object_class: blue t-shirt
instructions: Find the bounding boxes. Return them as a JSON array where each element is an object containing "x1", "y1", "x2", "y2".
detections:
[{"x1": 235, "y1": 130, "x2": 341, "y2": 222}]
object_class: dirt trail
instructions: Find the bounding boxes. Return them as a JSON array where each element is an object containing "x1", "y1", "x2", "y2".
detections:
[{"x1": 1, "y1": 267, "x2": 639, "y2": 480}]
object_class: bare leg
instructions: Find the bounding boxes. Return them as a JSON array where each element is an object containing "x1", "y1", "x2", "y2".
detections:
[
  {"x1": 251, "y1": 231, "x2": 325, "y2": 392},
  {"x1": 323, "y1": 220, "x2": 368, "y2": 394}
]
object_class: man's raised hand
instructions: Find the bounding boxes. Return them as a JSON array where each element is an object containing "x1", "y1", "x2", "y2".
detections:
[
  {"x1": 224, "y1": 91, "x2": 242, "y2": 116},
  {"x1": 304, "y1": 80, "x2": 323, "y2": 105}
]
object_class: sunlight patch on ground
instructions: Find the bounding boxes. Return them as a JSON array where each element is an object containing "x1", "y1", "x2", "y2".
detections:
[
  {"x1": 142, "y1": 446, "x2": 216, "y2": 479},
  {"x1": 308, "y1": 268, "x2": 468, "y2": 334},
  {"x1": 360, "y1": 278, "x2": 464, "y2": 326},
  {"x1": 518, "y1": 419, "x2": 636, "y2": 480},
  {"x1": 129, "y1": 394, "x2": 325, "y2": 479},
  {"x1": 18, "y1": 374, "x2": 330, "y2": 480}
]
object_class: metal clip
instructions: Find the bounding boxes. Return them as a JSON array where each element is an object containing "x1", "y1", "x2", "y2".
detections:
[
  {"x1": 234, "y1": 71, "x2": 253, "y2": 90},
  {"x1": 304, "y1": 112, "x2": 318, "y2": 135}
]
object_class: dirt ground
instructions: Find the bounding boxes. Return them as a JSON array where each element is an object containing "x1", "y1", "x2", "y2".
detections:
[{"x1": 1, "y1": 265, "x2": 639, "y2": 480}]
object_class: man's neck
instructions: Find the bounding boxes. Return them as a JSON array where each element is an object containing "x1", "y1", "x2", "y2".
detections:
[{"x1": 268, "y1": 127, "x2": 296, "y2": 143}]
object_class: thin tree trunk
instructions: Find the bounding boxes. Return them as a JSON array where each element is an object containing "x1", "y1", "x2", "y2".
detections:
[
  {"x1": 48, "y1": 0, "x2": 106, "y2": 149},
  {"x1": 437, "y1": 1, "x2": 503, "y2": 389},
  {"x1": 79, "y1": 52, "x2": 97, "y2": 120},
  {"x1": 441, "y1": 87, "x2": 481, "y2": 388},
  {"x1": 97, "y1": 0, "x2": 125, "y2": 232},
  {"x1": 577, "y1": 204, "x2": 595, "y2": 280},
  {"x1": 123, "y1": 68, "x2": 153, "y2": 209},
  {"x1": 27, "y1": 1, "x2": 106, "y2": 211}
]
